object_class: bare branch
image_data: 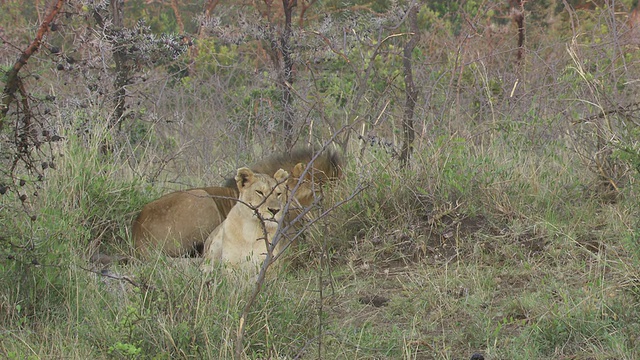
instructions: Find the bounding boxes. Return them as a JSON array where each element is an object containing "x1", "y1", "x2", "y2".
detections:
[
  {"x1": 400, "y1": 3, "x2": 419, "y2": 167},
  {"x1": 234, "y1": 128, "x2": 353, "y2": 358},
  {"x1": 1, "y1": 0, "x2": 65, "y2": 130}
]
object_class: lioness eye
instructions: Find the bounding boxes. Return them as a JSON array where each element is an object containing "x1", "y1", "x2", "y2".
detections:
[{"x1": 256, "y1": 190, "x2": 264, "y2": 196}]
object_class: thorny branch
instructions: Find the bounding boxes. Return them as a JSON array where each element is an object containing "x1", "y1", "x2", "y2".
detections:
[
  {"x1": 572, "y1": 102, "x2": 640, "y2": 127},
  {"x1": 1, "y1": 0, "x2": 65, "y2": 130}
]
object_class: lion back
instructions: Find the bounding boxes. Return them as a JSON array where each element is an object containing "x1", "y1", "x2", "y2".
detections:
[{"x1": 133, "y1": 186, "x2": 239, "y2": 257}]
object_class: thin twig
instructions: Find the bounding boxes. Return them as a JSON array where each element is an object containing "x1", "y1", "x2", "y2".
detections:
[
  {"x1": 234, "y1": 128, "x2": 357, "y2": 358},
  {"x1": 77, "y1": 264, "x2": 156, "y2": 292}
]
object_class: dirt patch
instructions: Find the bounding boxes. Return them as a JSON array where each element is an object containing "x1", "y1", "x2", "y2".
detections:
[
  {"x1": 418, "y1": 212, "x2": 489, "y2": 262},
  {"x1": 515, "y1": 229, "x2": 548, "y2": 255}
]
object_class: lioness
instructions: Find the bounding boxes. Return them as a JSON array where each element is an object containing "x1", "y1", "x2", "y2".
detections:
[
  {"x1": 132, "y1": 148, "x2": 342, "y2": 258},
  {"x1": 201, "y1": 167, "x2": 289, "y2": 273}
]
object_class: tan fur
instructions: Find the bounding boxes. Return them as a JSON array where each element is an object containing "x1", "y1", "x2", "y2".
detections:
[
  {"x1": 201, "y1": 168, "x2": 289, "y2": 273},
  {"x1": 225, "y1": 148, "x2": 342, "y2": 209},
  {"x1": 132, "y1": 187, "x2": 238, "y2": 257},
  {"x1": 250, "y1": 148, "x2": 342, "y2": 185},
  {"x1": 131, "y1": 148, "x2": 342, "y2": 258}
]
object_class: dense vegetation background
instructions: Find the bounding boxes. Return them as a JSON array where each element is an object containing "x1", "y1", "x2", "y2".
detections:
[{"x1": 1, "y1": 0, "x2": 639, "y2": 359}]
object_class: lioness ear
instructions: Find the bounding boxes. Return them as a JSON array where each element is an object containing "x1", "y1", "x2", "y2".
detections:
[
  {"x1": 235, "y1": 167, "x2": 255, "y2": 189},
  {"x1": 273, "y1": 169, "x2": 289, "y2": 183},
  {"x1": 291, "y1": 163, "x2": 306, "y2": 179}
]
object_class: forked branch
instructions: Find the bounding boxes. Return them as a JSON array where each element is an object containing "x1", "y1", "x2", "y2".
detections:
[{"x1": 1, "y1": 0, "x2": 65, "y2": 131}]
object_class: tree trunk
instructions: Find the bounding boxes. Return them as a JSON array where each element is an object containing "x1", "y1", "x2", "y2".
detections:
[
  {"x1": 169, "y1": 0, "x2": 184, "y2": 34},
  {"x1": 400, "y1": 4, "x2": 419, "y2": 168},
  {"x1": 280, "y1": 0, "x2": 297, "y2": 149},
  {"x1": 509, "y1": 0, "x2": 525, "y2": 63},
  {"x1": 190, "y1": 0, "x2": 221, "y2": 75},
  {"x1": 110, "y1": 0, "x2": 127, "y2": 133},
  {"x1": 298, "y1": 0, "x2": 316, "y2": 28}
]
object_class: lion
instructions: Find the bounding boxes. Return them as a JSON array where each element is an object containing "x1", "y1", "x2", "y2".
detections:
[
  {"x1": 224, "y1": 148, "x2": 342, "y2": 192},
  {"x1": 132, "y1": 186, "x2": 237, "y2": 257},
  {"x1": 131, "y1": 148, "x2": 342, "y2": 258},
  {"x1": 200, "y1": 167, "x2": 289, "y2": 273}
]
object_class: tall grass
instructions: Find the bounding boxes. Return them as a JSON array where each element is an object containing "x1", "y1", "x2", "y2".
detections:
[
  {"x1": 1, "y1": 96, "x2": 639, "y2": 359},
  {"x1": 2, "y1": 3, "x2": 640, "y2": 359},
  {"x1": 1, "y1": 119, "x2": 323, "y2": 359}
]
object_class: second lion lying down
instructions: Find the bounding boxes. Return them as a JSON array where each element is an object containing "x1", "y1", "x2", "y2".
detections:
[{"x1": 200, "y1": 167, "x2": 289, "y2": 273}]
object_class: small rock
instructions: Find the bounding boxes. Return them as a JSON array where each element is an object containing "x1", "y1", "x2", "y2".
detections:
[{"x1": 358, "y1": 295, "x2": 390, "y2": 307}]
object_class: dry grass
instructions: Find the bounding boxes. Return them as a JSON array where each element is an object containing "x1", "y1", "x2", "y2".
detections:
[
  {"x1": 1, "y1": 110, "x2": 639, "y2": 360},
  {"x1": 2, "y1": 3, "x2": 640, "y2": 359}
]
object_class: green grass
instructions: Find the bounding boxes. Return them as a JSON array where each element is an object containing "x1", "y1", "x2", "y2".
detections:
[
  {"x1": 1, "y1": 121, "x2": 639, "y2": 359},
  {"x1": 3, "y1": 2, "x2": 640, "y2": 358},
  {"x1": 2, "y1": 54, "x2": 640, "y2": 359}
]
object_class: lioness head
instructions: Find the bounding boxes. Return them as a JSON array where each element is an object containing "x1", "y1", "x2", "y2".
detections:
[
  {"x1": 235, "y1": 167, "x2": 289, "y2": 230},
  {"x1": 222, "y1": 149, "x2": 342, "y2": 208}
]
